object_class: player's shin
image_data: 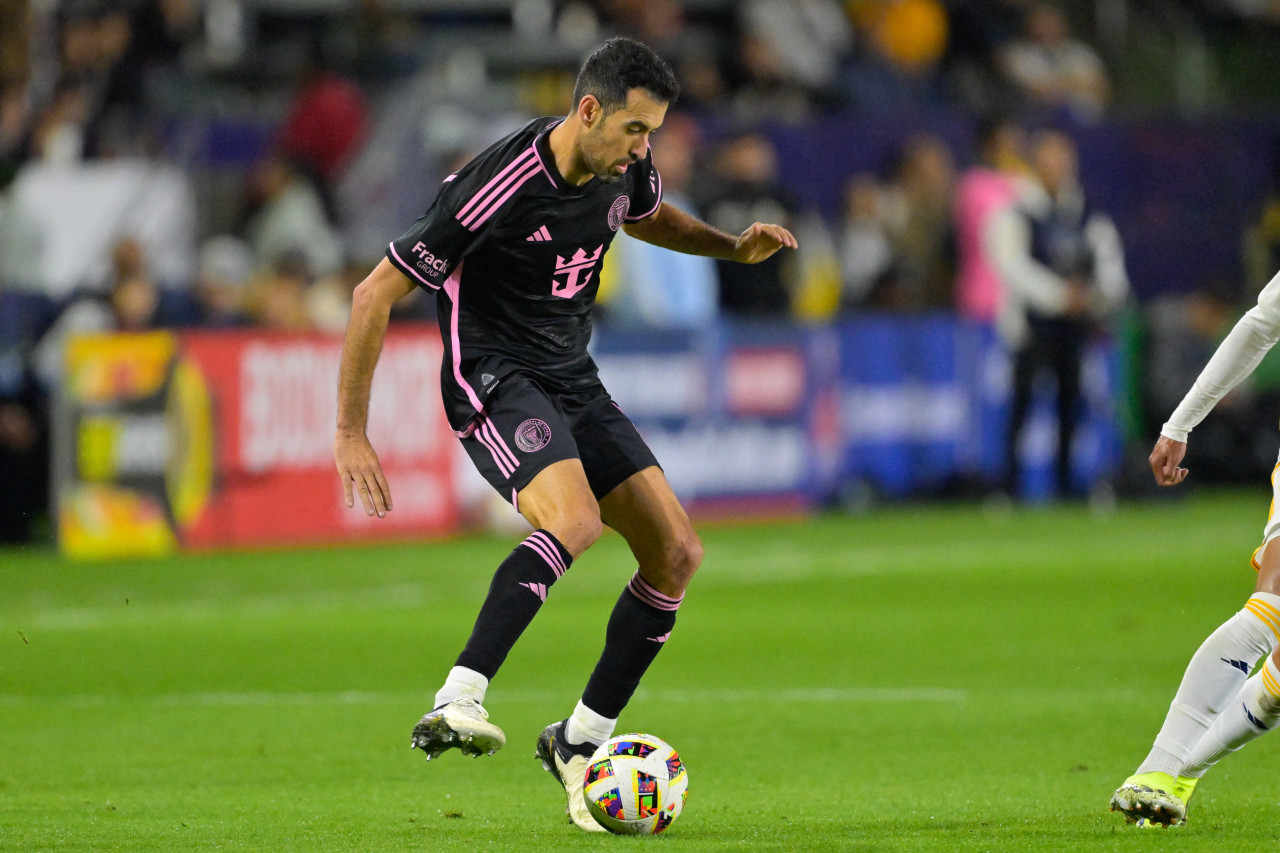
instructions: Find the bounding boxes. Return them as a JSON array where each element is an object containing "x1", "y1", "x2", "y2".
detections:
[
  {"x1": 578, "y1": 571, "x2": 682, "y2": 727},
  {"x1": 1182, "y1": 652, "x2": 1280, "y2": 778},
  {"x1": 451, "y1": 529, "x2": 574, "y2": 684},
  {"x1": 1135, "y1": 593, "x2": 1280, "y2": 776}
]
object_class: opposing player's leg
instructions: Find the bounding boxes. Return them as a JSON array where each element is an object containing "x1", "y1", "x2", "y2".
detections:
[
  {"x1": 413, "y1": 379, "x2": 602, "y2": 760},
  {"x1": 1111, "y1": 483, "x2": 1280, "y2": 824},
  {"x1": 537, "y1": 465, "x2": 702, "y2": 831},
  {"x1": 1170, "y1": 530, "x2": 1280, "y2": 784}
]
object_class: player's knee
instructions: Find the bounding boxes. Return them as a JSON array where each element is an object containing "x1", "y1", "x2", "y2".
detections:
[
  {"x1": 547, "y1": 508, "x2": 603, "y2": 556},
  {"x1": 681, "y1": 533, "x2": 704, "y2": 575},
  {"x1": 663, "y1": 530, "x2": 703, "y2": 588}
]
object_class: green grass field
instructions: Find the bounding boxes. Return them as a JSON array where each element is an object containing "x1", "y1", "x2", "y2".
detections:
[{"x1": 4, "y1": 490, "x2": 1280, "y2": 851}]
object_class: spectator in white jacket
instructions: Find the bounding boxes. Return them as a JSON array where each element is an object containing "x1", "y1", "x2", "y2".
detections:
[{"x1": 988, "y1": 128, "x2": 1128, "y2": 498}]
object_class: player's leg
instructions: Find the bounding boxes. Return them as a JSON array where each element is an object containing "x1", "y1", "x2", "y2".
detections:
[
  {"x1": 413, "y1": 379, "x2": 601, "y2": 760},
  {"x1": 534, "y1": 398, "x2": 696, "y2": 831},
  {"x1": 1111, "y1": 474, "x2": 1280, "y2": 824},
  {"x1": 536, "y1": 467, "x2": 699, "y2": 832},
  {"x1": 1172, "y1": 531, "x2": 1280, "y2": 782},
  {"x1": 579, "y1": 465, "x2": 701, "y2": 732},
  {"x1": 447, "y1": 458, "x2": 601, "y2": 685}
]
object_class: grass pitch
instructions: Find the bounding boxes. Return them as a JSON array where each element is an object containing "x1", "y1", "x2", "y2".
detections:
[{"x1": 4, "y1": 490, "x2": 1280, "y2": 851}]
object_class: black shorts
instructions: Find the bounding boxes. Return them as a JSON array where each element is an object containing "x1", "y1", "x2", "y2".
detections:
[{"x1": 458, "y1": 373, "x2": 660, "y2": 506}]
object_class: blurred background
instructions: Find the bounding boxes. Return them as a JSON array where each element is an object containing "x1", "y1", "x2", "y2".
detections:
[{"x1": 4, "y1": 0, "x2": 1280, "y2": 554}]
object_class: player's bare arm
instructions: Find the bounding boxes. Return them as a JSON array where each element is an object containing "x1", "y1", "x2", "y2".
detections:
[
  {"x1": 622, "y1": 201, "x2": 797, "y2": 263},
  {"x1": 334, "y1": 258, "x2": 415, "y2": 517},
  {"x1": 1149, "y1": 435, "x2": 1188, "y2": 487}
]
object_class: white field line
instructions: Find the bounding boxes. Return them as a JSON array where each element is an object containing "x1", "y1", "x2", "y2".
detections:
[{"x1": 0, "y1": 686, "x2": 967, "y2": 708}]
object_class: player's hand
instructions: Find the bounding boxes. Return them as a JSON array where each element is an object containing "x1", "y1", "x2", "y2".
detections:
[
  {"x1": 335, "y1": 432, "x2": 393, "y2": 517},
  {"x1": 1149, "y1": 435, "x2": 1189, "y2": 487},
  {"x1": 733, "y1": 222, "x2": 798, "y2": 264}
]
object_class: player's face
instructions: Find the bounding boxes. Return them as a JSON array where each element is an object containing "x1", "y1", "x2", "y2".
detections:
[{"x1": 580, "y1": 89, "x2": 667, "y2": 183}]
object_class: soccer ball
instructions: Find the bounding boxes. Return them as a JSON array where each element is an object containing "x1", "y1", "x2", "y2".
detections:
[
  {"x1": 582, "y1": 733, "x2": 688, "y2": 835},
  {"x1": 582, "y1": 733, "x2": 688, "y2": 834},
  {"x1": 586, "y1": 732, "x2": 691, "y2": 829}
]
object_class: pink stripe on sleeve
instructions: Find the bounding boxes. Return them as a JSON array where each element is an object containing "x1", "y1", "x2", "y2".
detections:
[
  {"x1": 456, "y1": 149, "x2": 536, "y2": 221},
  {"x1": 461, "y1": 160, "x2": 540, "y2": 230}
]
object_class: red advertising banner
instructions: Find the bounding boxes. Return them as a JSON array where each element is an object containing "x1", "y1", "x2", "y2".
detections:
[{"x1": 57, "y1": 325, "x2": 459, "y2": 557}]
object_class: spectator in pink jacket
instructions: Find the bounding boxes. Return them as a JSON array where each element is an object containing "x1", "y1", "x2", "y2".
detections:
[{"x1": 953, "y1": 115, "x2": 1026, "y2": 324}]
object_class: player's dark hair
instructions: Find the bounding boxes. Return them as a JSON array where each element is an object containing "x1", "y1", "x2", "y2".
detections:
[{"x1": 571, "y1": 37, "x2": 680, "y2": 115}]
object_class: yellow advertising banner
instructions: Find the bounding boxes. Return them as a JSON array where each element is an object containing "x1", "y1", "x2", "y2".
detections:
[{"x1": 55, "y1": 331, "x2": 213, "y2": 558}]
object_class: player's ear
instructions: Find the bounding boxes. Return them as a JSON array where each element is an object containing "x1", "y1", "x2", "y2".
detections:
[{"x1": 577, "y1": 95, "x2": 602, "y2": 128}]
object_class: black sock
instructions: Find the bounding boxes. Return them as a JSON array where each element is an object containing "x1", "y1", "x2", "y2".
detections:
[
  {"x1": 581, "y1": 572, "x2": 683, "y2": 718},
  {"x1": 455, "y1": 530, "x2": 572, "y2": 679}
]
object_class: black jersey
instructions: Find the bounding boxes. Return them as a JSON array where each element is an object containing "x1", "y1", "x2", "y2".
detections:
[{"x1": 386, "y1": 116, "x2": 663, "y2": 434}]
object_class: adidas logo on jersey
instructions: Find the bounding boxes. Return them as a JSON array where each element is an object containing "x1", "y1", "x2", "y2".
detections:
[{"x1": 526, "y1": 225, "x2": 552, "y2": 242}]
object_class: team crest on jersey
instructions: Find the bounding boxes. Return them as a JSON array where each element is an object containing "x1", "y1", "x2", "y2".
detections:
[
  {"x1": 608, "y1": 195, "x2": 630, "y2": 231},
  {"x1": 514, "y1": 418, "x2": 552, "y2": 453},
  {"x1": 551, "y1": 244, "x2": 604, "y2": 299}
]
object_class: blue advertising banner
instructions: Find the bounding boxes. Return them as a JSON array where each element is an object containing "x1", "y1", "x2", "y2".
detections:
[{"x1": 593, "y1": 316, "x2": 1122, "y2": 511}]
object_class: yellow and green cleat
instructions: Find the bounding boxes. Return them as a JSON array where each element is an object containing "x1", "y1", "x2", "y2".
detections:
[{"x1": 1109, "y1": 772, "x2": 1190, "y2": 827}]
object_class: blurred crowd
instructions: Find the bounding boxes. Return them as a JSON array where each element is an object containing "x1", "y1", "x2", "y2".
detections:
[
  {"x1": 2, "y1": 0, "x2": 1280, "y2": 540},
  {"x1": 0, "y1": 0, "x2": 1130, "y2": 339}
]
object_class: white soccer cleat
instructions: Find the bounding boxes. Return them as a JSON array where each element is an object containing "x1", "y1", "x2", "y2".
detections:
[
  {"x1": 535, "y1": 720, "x2": 607, "y2": 832},
  {"x1": 410, "y1": 698, "x2": 506, "y2": 760}
]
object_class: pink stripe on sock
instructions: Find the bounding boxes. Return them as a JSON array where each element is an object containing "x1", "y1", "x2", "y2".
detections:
[
  {"x1": 529, "y1": 530, "x2": 567, "y2": 574},
  {"x1": 522, "y1": 532, "x2": 566, "y2": 577},
  {"x1": 627, "y1": 572, "x2": 682, "y2": 612}
]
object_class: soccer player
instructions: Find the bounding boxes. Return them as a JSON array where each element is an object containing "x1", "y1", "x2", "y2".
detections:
[
  {"x1": 333, "y1": 38, "x2": 796, "y2": 832},
  {"x1": 1111, "y1": 267, "x2": 1280, "y2": 827}
]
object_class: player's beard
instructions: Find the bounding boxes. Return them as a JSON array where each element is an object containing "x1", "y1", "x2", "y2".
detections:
[{"x1": 581, "y1": 128, "x2": 627, "y2": 183}]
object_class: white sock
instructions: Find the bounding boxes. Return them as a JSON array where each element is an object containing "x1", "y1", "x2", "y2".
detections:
[
  {"x1": 564, "y1": 700, "x2": 615, "y2": 747},
  {"x1": 1183, "y1": 653, "x2": 1280, "y2": 777},
  {"x1": 434, "y1": 666, "x2": 488, "y2": 707},
  {"x1": 1135, "y1": 593, "x2": 1280, "y2": 776}
]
